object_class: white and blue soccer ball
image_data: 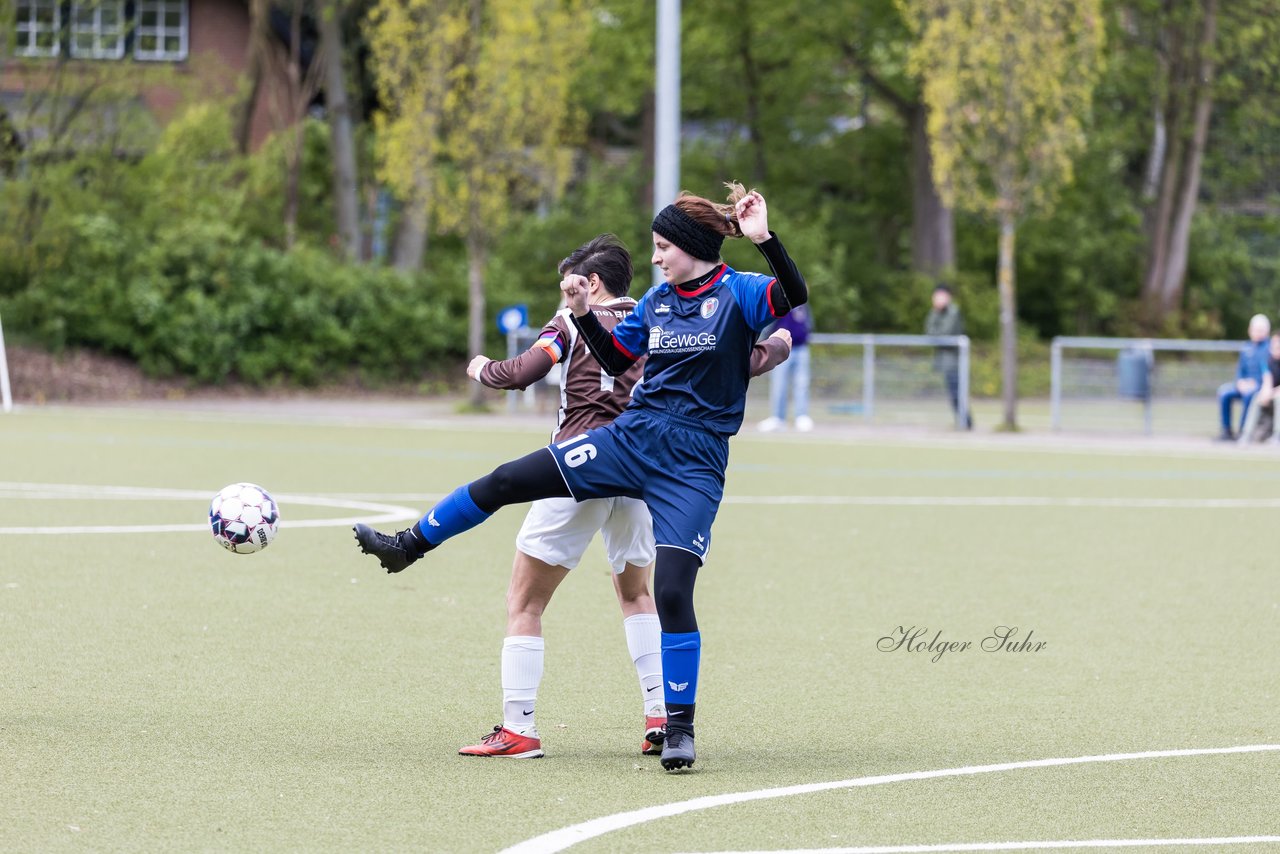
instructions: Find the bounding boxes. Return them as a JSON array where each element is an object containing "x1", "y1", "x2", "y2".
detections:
[{"x1": 209, "y1": 483, "x2": 280, "y2": 554}]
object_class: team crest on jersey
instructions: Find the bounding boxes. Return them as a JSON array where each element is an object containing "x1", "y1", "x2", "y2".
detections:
[{"x1": 700, "y1": 297, "x2": 719, "y2": 319}]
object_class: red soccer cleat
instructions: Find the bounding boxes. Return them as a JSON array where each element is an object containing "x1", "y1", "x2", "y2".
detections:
[
  {"x1": 641, "y1": 715, "x2": 667, "y2": 756},
  {"x1": 459, "y1": 725, "x2": 544, "y2": 759}
]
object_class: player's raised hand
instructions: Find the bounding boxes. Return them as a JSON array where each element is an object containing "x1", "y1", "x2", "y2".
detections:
[
  {"x1": 466, "y1": 355, "x2": 491, "y2": 382},
  {"x1": 561, "y1": 273, "x2": 591, "y2": 316},
  {"x1": 769, "y1": 327, "x2": 792, "y2": 348},
  {"x1": 734, "y1": 190, "x2": 770, "y2": 244}
]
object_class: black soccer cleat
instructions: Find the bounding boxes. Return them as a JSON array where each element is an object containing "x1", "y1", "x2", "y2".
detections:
[
  {"x1": 660, "y1": 728, "x2": 695, "y2": 772},
  {"x1": 353, "y1": 523, "x2": 420, "y2": 574}
]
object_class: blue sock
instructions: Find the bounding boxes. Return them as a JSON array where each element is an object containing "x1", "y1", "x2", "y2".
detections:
[
  {"x1": 414, "y1": 484, "x2": 491, "y2": 547},
  {"x1": 661, "y1": 631, "x2": 701, "y2": 709}
]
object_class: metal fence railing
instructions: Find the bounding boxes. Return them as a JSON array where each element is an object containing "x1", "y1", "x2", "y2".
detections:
[
  {"x1": 499, "y1": 330, "x2": 973, "y2": 430},
  {"x1": 804, "y1": 333, "x2": 971, "y2": 430},
  {"x1": 1050, "y1": 336, "x2": 1248, "y2": 435}
]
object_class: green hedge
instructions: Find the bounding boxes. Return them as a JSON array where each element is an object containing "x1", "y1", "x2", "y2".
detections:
[
  {"x1": 0, "y1": 105, "x2": 475, "y2": 386},
  {"x1": 3, "y1": 213, "x2": 465, "y2": 385}
]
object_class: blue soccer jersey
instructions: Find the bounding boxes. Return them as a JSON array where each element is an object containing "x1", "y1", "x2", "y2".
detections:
[{"x1": 610, "y1": 264, "x2": 783, "y2": 435}]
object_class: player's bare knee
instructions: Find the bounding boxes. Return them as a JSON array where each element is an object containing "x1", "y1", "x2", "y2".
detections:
[
  {"x1": 506, "y1": 590, "x2": 548, "y2": 622},
  {"x1": 616, "y1": 591, "x2": 655, "y2": 616}
]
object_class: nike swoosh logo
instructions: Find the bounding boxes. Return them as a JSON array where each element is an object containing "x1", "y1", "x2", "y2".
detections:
[
  {"x1": 522, "y1": 710, "x2": 533, "y2": 715},
  {"x1": 646, "y1": 685, "x2": 660, "y2": 692}
]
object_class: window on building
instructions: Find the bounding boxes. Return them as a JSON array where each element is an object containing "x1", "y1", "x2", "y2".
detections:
[
  {"x1": 15, "y1": 0, "x2": 61, "y2": 57},
  {"x1": 133, "y1": 0, "x2": 188, "y2": 62},
  {"x1": 70, "y1": 0, "x2": 126, "y2": 60},
  {"x1": 11, "y1": 0, "x2": 187, "y2": 61}
]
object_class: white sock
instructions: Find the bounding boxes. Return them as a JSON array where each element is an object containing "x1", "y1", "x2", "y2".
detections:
[
  {"x1": 501, "y1": 635, "x2": 544, "y2": 736},
  {"x1": 623, "y1": 614, "x2": 665, "y2": 717}
]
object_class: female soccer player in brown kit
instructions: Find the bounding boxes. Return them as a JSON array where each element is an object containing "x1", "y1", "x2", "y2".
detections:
[{"x1": 454, "y1": 234, "x2": 791, "y2": 759}]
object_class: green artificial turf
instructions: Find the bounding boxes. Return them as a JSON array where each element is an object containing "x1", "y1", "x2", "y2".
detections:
[{"x1": 1, "y1": 406, "x2": 1277, "y2": 853}]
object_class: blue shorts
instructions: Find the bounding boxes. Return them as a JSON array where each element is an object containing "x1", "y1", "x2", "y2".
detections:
[{"x1": 546, "y1": 408, "x2": 729, "y2": 562}]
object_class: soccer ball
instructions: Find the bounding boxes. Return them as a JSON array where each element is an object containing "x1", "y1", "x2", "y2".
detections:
[{"x1": 209, "y1": 483, "x2": 280, "y2": 554}]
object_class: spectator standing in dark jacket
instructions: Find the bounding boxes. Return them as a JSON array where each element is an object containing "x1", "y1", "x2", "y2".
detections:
[{"x1": 925, "y1": 284, "x2": 971, "y2": 429}]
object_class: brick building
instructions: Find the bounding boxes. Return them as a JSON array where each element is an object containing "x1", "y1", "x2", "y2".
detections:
[{"x1": 2, "y1": 0, "x2": 293, "y2": 152}]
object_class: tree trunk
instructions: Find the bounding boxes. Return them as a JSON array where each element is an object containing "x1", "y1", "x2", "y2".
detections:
[
  {"x1": 639, "y1": 88, "x2": 655, "y2": 212},
  {"x1": 235, "y1": 0, "x2": 270, "y2": 154},
  {"x1": 391, "y1": 205, "x2": 428, "y2": 272},
  {"x1": 1157, "y1": 0, "x2": 1217, "y2": 316},
  {"x1": 1139, "y1": 2, "x2": 1217, "y2": 330},
  {"x1": 466, "y1": 227, "x2": 488, "y2": 407},
  {"x1": 284, "y1": 123, "x2": 303, "y2": 250},
  {"x1": 842, "y1": 39, "x2": 955, "y2": 280},
  {"x1": 319, "y1": 1, "x2": 361, "y2": 262},
  {"x1": 1141, "y1": 102, "x2": 1166, "y2": 202},
  {"x1": 997, "y1": 206, "x2": 1018, "y2": 431},
  {"x1": 282, "y1": 0, "x2": 305, "y2": 249},
  {"x1": 1139, "y1": 18, "x2": 1185, "y2": 325},
  {"x1": 909, "y1": 104, "x2": 955, "y2": 278}
]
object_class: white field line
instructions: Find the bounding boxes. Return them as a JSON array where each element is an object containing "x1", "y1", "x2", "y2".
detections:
[
  {"x1": 302, "y1": 492, "x2": 1280, "y2": 510},
  {"x1": 4, "y1": 481, "x2": 1279, "y2": 534},
  {"x1": 0, "y1": 482, "x2": 418, "y2": 534},
  {"x1": 688, "y1": 836, "x2": 1280, "y2": 853},
  {"x1": 17, "y1": 401, "x2": 1280, "y2": 463},
  {"x1": 500, "y1": 745, "x2": 1280, "y2": 854},
  {"x1": 724, "y1": 496, "x2": 1280, "y2": 509}
]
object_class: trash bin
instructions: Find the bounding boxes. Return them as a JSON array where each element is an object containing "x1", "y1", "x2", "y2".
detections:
[{"x1": 1117, "y1": 348, "x2": 1151, "y2": 400}]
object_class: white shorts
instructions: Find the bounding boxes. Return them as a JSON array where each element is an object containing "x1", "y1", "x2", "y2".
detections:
[{"x1": 515, "y1": 496, "x2": 656, "y2": 573}]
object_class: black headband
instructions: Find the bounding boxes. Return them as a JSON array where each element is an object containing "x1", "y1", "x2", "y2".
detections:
[{"x1": 652, "y1": 204, "x2": 725, "y2": 262}]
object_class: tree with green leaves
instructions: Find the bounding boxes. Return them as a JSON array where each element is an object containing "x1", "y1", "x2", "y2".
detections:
[
  {"x1": 368, "y1": 0, "x2": 586, "y2": 403},
  {"x1": 904, "y1": 0, "x2": 1105, "y2": 429},
  {"x1": 833, "y1": 0, "x2": 957, "y2": 279},
  {"x1": 1127, "y1": 0, "x2": 1280, "y2": 332}
]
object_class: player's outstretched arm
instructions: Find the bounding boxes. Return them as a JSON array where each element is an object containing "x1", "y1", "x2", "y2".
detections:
[
  {"x1": 467, "y1": 346, "x2": 557, "y2": 392},
  {"x1": 750, "y1": 328, "x2": 792, "y2": 377}
]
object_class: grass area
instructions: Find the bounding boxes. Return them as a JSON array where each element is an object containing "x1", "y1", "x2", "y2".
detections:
[{"x1": 1, "y1": 406, "x2": 1278, "y2": 852}]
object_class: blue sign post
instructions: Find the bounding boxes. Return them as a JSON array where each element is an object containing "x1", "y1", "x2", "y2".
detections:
[{"x1": 497, "y1": 304, "x2": 529, "y2": 335}]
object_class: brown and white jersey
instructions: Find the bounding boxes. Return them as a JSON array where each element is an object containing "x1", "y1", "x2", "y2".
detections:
[
  {"x1": 480, "y1": 297, "x2": 643, "y2": 443},
  {"x1": 479, "y1": 297, "x2": 792, "y2": 443}
]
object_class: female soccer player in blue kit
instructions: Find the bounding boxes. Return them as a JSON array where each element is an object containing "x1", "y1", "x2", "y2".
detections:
[{"x1": 355, "y1": 184, "x2": 807, "y2": 771}]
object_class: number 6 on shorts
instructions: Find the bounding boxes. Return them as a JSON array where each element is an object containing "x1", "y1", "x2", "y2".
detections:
[{"x1": 555, "y1": 433, "x2": 598, "y2": 469}]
